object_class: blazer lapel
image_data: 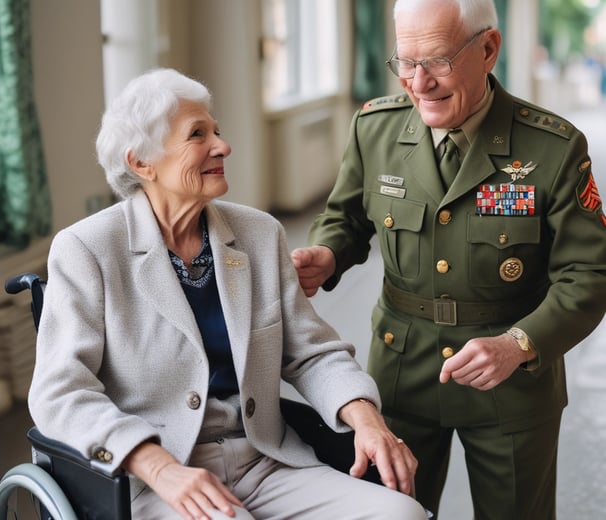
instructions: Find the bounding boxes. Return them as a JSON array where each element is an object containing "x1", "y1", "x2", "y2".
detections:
[
  {"x1": 126, "y1": 191, "x2": 204, "y2": 351},
  {"x1": 204, "y1": 204, "x2": 252, "y2": 383}
]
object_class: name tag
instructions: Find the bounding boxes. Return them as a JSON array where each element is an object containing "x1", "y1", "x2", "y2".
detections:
[
  {"x1": 378, "y1": 175, "x2": 404, "y2": 186},
  {"x1": 380, "y1": 186, "x2": 407, "y2": 198}
]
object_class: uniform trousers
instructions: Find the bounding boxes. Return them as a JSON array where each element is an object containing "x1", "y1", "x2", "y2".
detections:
[
  {"x1": 385, "y1": 413, "x2": 561, "y2": 520},
  {"x1": 131, "y1": 436, "x2": 428, "y2": 519}
]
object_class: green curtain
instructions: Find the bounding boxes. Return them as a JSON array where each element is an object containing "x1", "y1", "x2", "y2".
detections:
[
  {"x1": 494, "y1": 0, "x2": 508, "y2": 87},
  {"x1": 352, "y1": 0, "x2": 386, "y2": 102},
  {"x1": 0, "y1": 0, "x2": 51, "y2": 250}
]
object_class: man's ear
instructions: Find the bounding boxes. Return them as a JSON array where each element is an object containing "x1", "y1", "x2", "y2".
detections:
[
  {"x1": 482, "y1": 28, "x2": 502, "y2": 73},
  {"x1": 126, "y1": 150, "x2": 155, "y2": 181}
]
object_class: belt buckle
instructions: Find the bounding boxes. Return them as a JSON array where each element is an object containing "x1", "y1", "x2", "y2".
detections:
[{"x1": 433, "y1": 295, "x2": 457, "y2": 326}]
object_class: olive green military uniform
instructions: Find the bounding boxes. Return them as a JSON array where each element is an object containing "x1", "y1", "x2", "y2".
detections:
[{"x1": 308, "y1": 76, "x2": 606, "y2": 519}]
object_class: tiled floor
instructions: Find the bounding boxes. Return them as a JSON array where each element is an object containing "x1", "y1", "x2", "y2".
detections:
[{"x1": 1, "y1": 103, "x2": 605, "y2": 519}]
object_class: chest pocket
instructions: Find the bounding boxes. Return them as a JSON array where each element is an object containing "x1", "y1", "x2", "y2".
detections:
[
  {"x1": 367, "y1": 191, "x2": 426, "y2": 278},
  {"x1": 467, "y1": 215, "x2": 542, "y2": 287}
]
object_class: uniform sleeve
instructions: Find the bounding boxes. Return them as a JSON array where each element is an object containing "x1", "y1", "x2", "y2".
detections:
[
  {"x1": 516, "y1": 130, "x2": 606, "y2": 371},
  {"x1": 308, "y1": 109, "x2": 377, "y2": 290}
]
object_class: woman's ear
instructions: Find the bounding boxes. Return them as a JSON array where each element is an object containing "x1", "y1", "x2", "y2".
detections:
[{"x1": 126, "y1": 150, "x2": 155, "y2": 181}]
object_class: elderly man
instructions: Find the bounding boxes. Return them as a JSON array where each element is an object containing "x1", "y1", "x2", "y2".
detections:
[{"x1": 291, "y1": 0, "x2": 606, "y2": 518}]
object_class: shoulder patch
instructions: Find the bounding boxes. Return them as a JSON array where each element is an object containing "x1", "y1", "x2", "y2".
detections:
[
  {"x1": 513, "y1": 103, "x2": 574, "y2": 139},
  {"x1": 576, "y1": 157, "x2": 606, "y2": 228},
  {"x1": 360, "y1": 93, "x2": 412, "y2": 115}
]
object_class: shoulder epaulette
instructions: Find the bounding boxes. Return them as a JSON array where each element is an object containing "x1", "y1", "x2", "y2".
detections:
[
  {"x1": 360, "y1": 93, "x2": 412, "y2": 115},
  {"x1": 513, "y1": 101, "x2": 574, "y2": 139}
]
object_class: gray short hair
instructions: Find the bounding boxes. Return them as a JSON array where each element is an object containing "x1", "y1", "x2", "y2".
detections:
[
  {"x1": 393, "y1": 0, "x2": 498, "y2": 34},
  {"x1": 96, "y1": 68, "x2": 212, "y2": 199}
]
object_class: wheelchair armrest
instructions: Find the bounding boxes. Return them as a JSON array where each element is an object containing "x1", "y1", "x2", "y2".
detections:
[
  {"x1": 279, "y1": 398, "x2": 381, "y2": 484},
  {"x1": 27, "y1": 426, "x2": 121, "y2": 478},
  {"x1": 27, "y1": 427, "x2": 131, "y2": 520}
]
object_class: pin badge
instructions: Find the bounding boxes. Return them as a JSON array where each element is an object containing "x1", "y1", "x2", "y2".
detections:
[
  {"x1": 501, "y1": 160, "x2": 538, "y2": 182},
  {"x1": 499, "y1": 257, "x2": 523, "y2": 282},
  {"x1": 226, "y1": 257, "x2": 241, "y2": 267}
]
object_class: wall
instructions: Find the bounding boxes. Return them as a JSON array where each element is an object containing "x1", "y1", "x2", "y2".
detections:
[{"x1": 30, "y1": 0, "x2": 108, "y2": 233}]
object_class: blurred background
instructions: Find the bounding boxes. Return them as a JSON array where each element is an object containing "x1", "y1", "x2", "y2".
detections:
[{"x1": 1, "y1": 0, "x2": 605, "y2": 518}]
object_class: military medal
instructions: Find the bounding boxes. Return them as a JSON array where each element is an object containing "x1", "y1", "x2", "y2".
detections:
[
  {"x1": 500, "y1": 160, "x2": 537, "y2": 182},
  {"x1": 476, "y1": 184, "x2": 535, "y2": 216}
]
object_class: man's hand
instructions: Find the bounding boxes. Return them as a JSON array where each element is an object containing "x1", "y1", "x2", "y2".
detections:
[
  {"x1": 290, "y1": 245, "x2": 336, "y2": 297},
  {"x1": 123, "y1": 442, "x2": 243, "y2": 520},
  {"x1": 439, "y1": 333, "x2": 535, "y2": 390},
  {"x1": 338, "y1": 399, "x2": 418, "y2": 496}
]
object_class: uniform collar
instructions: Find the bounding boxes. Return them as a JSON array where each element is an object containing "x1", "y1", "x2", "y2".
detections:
[{"x1": 431, "y1": 76, "x2": 494, "y2": 158}]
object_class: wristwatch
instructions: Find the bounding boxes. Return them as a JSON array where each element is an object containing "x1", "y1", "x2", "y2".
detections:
[{"x1": 506, "y1": 327, "x2": 536, "y2": 356}]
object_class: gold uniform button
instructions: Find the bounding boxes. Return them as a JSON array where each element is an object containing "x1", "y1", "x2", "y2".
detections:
[
  {"x1": 441, "y1": 346, "x2": 455, "y2": 359},
  {"x1": 436, "y1": 259, "x2": 450, "y2": 274},
  {"x1": 384, "y1": 332, "x2": 395, "y2": 345},
  {"x1": 498, "y1": 233, "x2": 508, "y2": 245},
  {"x1": 438, "y1": 210, "x2": 452, "y2": 225},
  {"x1": 519, "y1": 108, "x2": 530, "y2": 117},
  {"x1": 384, "y1": 214, "x2": 394, "y2": 228}
]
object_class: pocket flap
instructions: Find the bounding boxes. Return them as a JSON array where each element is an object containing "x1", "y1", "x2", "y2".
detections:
[{"x1": 467, "y1": 215, "x2": 540, "y2": 249}]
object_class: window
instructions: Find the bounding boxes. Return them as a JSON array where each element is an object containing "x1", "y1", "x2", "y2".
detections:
[{"x1": 262, "y1": 0, "x2": 339, "y2": 110}]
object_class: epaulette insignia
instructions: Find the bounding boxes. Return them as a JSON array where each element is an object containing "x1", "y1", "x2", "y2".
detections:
[
  {"x1": 514, "y1": 105, "x2": 573, "y2": 139},
  {"x1": 576, "y1": 158, "x2": 606, "y2": 228},
  {"x1": 360, "y1": 94, "x2": 412, "y2": 115}
]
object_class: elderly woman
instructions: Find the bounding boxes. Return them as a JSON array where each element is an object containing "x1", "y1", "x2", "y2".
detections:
[{"x1": 28, "y1": 69, "x2": 427, "y2": 520}]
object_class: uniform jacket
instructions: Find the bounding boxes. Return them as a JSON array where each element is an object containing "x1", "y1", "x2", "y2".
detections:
[
  {"x1": 28, "y1": 190, "x2": 380, "y2": 484},
  {"x1": 309, "y1": 76, "x2": 606, "y2": 432}
]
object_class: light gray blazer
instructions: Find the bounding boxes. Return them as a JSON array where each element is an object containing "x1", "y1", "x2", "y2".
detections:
[{"x1": 28, "y1": 190, "x2": 380, "y2": 479}]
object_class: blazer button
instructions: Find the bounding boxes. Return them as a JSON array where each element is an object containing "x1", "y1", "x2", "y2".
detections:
[
  {"x1": 384, "y1": 332, "x2": 395, "y2": 346},
  {"x1": 186, "y1": 391, "x2": 201, "y2": 410},
  {"x1": 93, "y1": 447, "x2": 113, "y2": 463},
  {"x1": 245, "y1": 398, "x2": 256, "y2": 418}
]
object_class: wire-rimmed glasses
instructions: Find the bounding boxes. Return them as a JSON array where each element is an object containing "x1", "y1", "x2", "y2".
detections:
[{"x1": 385, "y1": 28, "x2": 488, "y2": 79}]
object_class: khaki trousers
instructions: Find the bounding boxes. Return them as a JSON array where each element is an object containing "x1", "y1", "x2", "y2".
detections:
[{"x1": 131, "y1": 436, "x2": 428, "y2": 519}]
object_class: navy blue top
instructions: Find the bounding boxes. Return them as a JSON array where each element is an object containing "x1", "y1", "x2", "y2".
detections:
[{"x1": 168, "y1": 213, "x2": 238, "y2": 398}]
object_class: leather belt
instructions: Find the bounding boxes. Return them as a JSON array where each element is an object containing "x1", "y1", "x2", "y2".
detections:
[{"x1": 383, "y1": 278, "x2": 543, "y2": 326}]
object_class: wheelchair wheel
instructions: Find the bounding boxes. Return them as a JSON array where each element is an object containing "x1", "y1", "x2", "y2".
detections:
[{"x1": 0, "y1": 463, "x2": 77, "y2": 520}]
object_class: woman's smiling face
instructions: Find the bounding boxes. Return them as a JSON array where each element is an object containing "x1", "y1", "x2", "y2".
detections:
[{"x1": 149, "y1": 100, "x2": 231, "y2": 204}]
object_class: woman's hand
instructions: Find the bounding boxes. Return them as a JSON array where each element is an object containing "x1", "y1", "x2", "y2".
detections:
[
  {"x1": 338, "y1": 399, "x2": 418, "y2": 496},
  {"x1": 123, "y1": 442, "x2": 243, "y2": 519}
]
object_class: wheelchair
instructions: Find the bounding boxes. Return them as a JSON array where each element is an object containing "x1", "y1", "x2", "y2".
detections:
[{"x1": 1, "y1": 272, "x2": 389, "y2": 520}]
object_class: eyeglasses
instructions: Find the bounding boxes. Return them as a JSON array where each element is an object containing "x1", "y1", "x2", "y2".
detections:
[{"x1": 386, "y1": 28, "x2": 488, "y2": 79}]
